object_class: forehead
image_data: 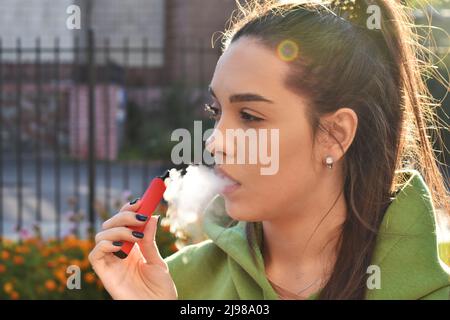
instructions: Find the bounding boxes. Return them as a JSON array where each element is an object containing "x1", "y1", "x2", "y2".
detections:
[{"x1": 210, "y1": 37, "x2": 290, "y2": 98}]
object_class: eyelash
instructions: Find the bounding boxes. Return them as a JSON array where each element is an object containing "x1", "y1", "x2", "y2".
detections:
[
  {"x1": 204, "y1": 103, "x2": 220, "y2": 121},
  {"x1": 203, "y1": 103, "x2": 264, "y2": 123}
]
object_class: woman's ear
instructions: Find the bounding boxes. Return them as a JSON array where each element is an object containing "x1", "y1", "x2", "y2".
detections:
[{"x1": 318, "y1": 107, "x2": 358, "y2": 161}]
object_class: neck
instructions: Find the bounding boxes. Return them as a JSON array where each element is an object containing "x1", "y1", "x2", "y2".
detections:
[{"x1": 262, "y1": 176, "x2": 347, "y2": 279}]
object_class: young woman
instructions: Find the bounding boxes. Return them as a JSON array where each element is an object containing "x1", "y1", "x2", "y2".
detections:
[{"x1": 89, "y1": 0, "x2": 450, "y2": 299}]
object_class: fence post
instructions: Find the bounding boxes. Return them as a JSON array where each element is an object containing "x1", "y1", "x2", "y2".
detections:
[
  {"x1": 88, "y1": 29, "x2": 96, "y2": 239},
  {"x1": 15, "y1": 38, "x2": 23, "y2": 234},
  {"x1": 0, "y1": 39, "x2": 3, "y2": 245},
  {"x1": 34, "y1": 38, "x2": 42, "y2": 235},
  {"x1": 54, "y1": 37, "x2": 61, "y2": 241}
]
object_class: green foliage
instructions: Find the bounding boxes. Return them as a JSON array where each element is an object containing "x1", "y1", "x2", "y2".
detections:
[{"x1": 120, "y1": 82, "x2": 212, "y2": 161}]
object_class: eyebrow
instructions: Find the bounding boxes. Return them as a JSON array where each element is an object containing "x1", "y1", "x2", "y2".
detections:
[{"x1": 208, "y1": 86, "x2": 274, "y2": 104}]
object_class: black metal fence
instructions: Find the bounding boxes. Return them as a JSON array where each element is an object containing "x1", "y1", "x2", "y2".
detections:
[
  {"x1": 0, "y1": 31, "x2": 219, "y2": 242},
  {"x1": 1, "y1": 30, "x2": 449, "y2": 243}
]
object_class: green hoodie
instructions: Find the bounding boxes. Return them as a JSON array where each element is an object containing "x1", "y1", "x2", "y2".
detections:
[{"x1": 164, "y1": 169, "x2": 450, "y2": 299}]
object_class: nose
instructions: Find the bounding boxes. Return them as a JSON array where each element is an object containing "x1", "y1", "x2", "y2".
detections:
[
  {"x1": 205, "y1": 128, "x2": 224, "y2": 162},
  {"x1": 205, "y1": 132, "x2": 215, "y2": 153},
  {"x1": 205, "y1": 112, "x2": 240, "y2": 165}
]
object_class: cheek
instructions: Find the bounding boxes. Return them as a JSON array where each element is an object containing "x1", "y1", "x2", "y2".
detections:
[
  {"x1": 280, "y1": 123, "x2": 321, "y2": 202},
  {"x1": 278, "y1": 120, "x2": 318, "y2": 187},
  {"x1": 222, "y1": 122, "x2": 318, "y2": 221}
]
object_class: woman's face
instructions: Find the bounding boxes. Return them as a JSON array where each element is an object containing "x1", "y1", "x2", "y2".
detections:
[{"x1": 206, "y1": 36, "x2": 327, "y2": 222}]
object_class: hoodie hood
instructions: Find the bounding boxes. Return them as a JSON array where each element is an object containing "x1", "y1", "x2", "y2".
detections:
[{"x1": 201, "y1": 169, "x2": 450, "y2": 299}]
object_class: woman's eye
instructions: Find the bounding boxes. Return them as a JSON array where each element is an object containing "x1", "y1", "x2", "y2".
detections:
[
  {"x1": 240, "y1": 110, "x2": 264, "y2": 123},
  {"x1": 204, "y1": 103, "x2": 263, "y2": 123},
  {"x1": 204, "y1": 103, "x2": 221, "y2": 120}
]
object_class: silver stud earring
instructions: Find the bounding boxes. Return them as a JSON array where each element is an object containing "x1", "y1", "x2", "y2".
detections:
[{"x1": 325, "y1": 156, "x2": 334, "y2": 169}]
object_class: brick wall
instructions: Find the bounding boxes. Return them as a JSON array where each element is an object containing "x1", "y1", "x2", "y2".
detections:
[
  {"x1": 89, "y1": 0, "x2": 165, "y2": 67},
  {"x1": 69, "y1": 84, "x2": 121, "y2": 160},
  {"x1": 164, "y1": 0, "x2": 237, "y2": 86},
  {"x1": 0, "y1": 0, "x2": 165, "y2": 67}
]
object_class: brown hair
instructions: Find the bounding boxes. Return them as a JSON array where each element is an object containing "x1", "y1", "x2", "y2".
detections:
[{"x1": 217, "y1": 0, "x2": 450, "y2": 299}]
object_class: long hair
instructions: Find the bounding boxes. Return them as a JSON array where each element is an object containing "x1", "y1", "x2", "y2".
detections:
[{"x1": 217, "y1": 0, "x2": 450, "y2": 299}]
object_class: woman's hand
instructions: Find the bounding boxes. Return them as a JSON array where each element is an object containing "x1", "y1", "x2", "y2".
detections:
[{"x1": 88, "y1": 200, "x2": 178, "y2": 300}]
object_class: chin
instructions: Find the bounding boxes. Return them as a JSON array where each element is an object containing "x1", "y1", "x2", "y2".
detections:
[{"x1": 223, "y1": 197, "x2": 263, "y2": 222}]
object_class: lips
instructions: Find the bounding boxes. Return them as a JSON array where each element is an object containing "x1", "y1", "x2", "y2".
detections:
[{"x1": 214, "y1": 167, "x2": 241, "y2": 185}]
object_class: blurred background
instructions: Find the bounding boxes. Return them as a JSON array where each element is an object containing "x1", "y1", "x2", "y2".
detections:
[{"x1": 0, "y1": 0, "x2": 448, "y2": 299}]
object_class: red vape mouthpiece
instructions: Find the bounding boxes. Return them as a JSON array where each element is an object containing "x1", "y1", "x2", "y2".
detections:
[{"x1": 113, "y1": 170, "x2": 170, "y2": 259}]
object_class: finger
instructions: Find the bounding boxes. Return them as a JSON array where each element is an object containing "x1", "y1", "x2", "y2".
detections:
[
  {"x1": 88, "y1": 240, "x2": 124, "y2": 264},
  {"x1": 102, "y1": 211, "x2": 148, "y2": 230},
  {"x1": 119, "y1": 198, "x2": 142, "y2": 213},
  {"x1": 138, "y1": 215, "x2": 167, "y2": 269},
  {"x1": 95, "y1": 226, "x2": 145, "y2": 244}
]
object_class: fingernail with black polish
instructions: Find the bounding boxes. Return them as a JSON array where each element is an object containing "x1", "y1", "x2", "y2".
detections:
[
  {"x1": 132, "y1": 231, "x2": 144, "y2": 239},
  {"x1": 129, "y1": 197, "x2": 140, "y2": 205},
  {"x1": 136, "y1": 214, "x2": 148, "y2": 222},
  {"x1": 113, "y1": 241, "x2": 123, "y2": 247}
]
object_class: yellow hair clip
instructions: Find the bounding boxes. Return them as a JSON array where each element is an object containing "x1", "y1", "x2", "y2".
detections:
[{"x1": 330, "y1": 0, "x2": 365, "y2": 24}]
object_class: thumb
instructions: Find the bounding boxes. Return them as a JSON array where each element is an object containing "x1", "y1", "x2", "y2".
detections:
[{"x1": 139, "y1": 215, "x2": 167, "y2": 269}]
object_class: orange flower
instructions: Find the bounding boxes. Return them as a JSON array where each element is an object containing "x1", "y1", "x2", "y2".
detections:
[
  {"x1": 78, "y1": 240, "x2": 93, "y2": 252},
  {"x1": 15, "y1": 245, "x2": 30, "y2": 254},
  {"x1": 2, "y1": 239, "x2": 12, "y2": 245},
  {"x1": 54, "y1": 268, "x2": 67, "y2": 284},
  {"x1": 44, "y1": 279, "x2": 57, "y2": 291},
  {"x1": 10, "y1": 291, "x2": 19, "y2": 300},
  {"x1": 41, "y1": 249, "x2": 50, "y2": 257},
  {"x1": 169, "y1": 243, "x2": 179, "y2": 253},
  {"x1": 3, "y1": 282, "x2": 13, "y2": 294},
  {"x1": 57, "y1": 256, "x2": 68, "y2": 264},
  {"x1": 84, "y1": 272, "x2": 96, "y2": 284},
  {"x1": 70, "y1": 259, "x2": 81, "y2": 267},
  {"x1": 161, "y1": 224, "x2": 171, "y2": 233},
  {"x1": 64, "y1": 235, "x2": 79, "y2": 249},
  {"x1": 79, "y1": 259, "x2": 90, "y2": 270},
  {"x1": 0, "y1": 264, "x2": 6, "y2": 273},
  {"x1": 1, "y1": 250, "x2": 10, "y2": 260},
  {"x1": 24, "y1": 238, "x2": 39, "y2": 246},
  {"x1": 13, "y1": 256, "x2": 24, "y2": 265}
]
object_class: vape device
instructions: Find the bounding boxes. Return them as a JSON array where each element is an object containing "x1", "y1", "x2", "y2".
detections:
[{"x1": 113, "y1": 170, "x2": 170, "y2": 259}]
